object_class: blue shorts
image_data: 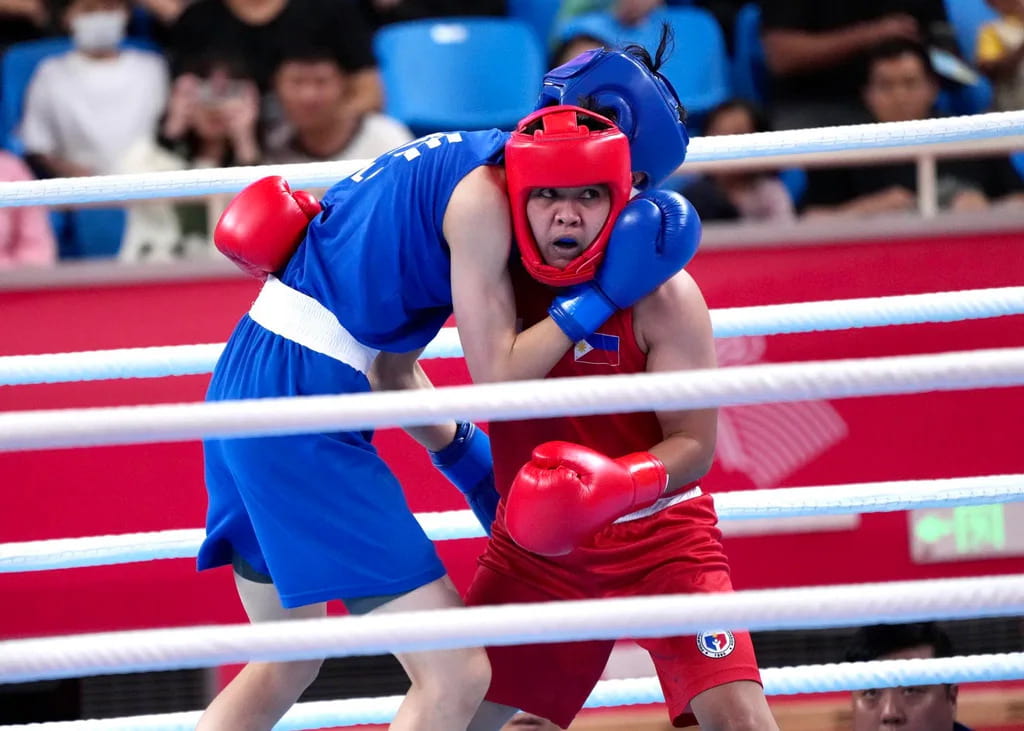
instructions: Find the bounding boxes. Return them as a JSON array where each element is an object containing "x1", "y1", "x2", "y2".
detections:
[{"x1": 199, "y1": 315, "x2": 445, "y2": 609}]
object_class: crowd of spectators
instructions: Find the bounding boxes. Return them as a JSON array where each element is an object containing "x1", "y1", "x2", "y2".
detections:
[
  {"x1": 557, "y1": 0, "x2": 1024, "y2": 225},
  {"x1": 2, "y1": 0, "x2": 1024, "y2": 267},
  {"x1": 0, "y1": 0, "x2": 496, "y2": 264}
]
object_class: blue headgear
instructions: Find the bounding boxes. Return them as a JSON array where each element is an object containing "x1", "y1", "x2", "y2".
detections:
[{"x1": 535, "y1": 48, "x2": 690, "y2": 191}]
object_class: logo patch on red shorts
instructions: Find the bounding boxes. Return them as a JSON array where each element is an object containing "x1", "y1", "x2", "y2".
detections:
[{"x1": 696, "y1": 630, "x2": 735, "y2": 658}]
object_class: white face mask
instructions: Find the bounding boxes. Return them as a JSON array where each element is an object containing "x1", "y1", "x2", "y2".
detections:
[{"x1": 70, "y1": 10, "x2": 127, "y2": 53}]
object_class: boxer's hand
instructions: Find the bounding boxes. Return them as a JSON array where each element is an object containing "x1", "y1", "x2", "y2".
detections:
[
  {"x1": 548, "y1": 190, "x2": 701, "y2": 342},
  {"x1": 214, "y1": 176, "x2": 321, "y2": 279},
  {"x1": 505, "y1": 441, "x2": 666, "y2": 556}
]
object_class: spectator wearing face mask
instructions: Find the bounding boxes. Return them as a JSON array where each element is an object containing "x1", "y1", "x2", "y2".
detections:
[{"x1": 18, "y1": 0, "x2": 169, "y2": 178}]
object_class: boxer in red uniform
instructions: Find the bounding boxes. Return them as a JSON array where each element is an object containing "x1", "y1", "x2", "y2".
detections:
[{"x1": 465, "y1": 126, "x2": 779, "y2": 731}]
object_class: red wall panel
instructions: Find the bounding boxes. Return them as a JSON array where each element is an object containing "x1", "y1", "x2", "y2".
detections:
[{"x1": 2, "y1": 230, "x2": 1023, "y2": 640}]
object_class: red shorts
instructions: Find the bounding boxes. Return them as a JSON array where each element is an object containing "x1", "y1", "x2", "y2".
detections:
[{"x1": 464, "y1": 493, "x2": 761, "y2": 729}]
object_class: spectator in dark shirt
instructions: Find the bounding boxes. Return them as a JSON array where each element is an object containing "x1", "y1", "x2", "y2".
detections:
[
  {"x1": 803, "y1": 38, "x2": 1024, "y2": 218},
  {"x1": 761, "y1": 0, "x2": 950, "y2": 130},
  {"x1": 358, "y1": 0, "x2": 506, "y2": 30},
  {"x1": 846, "y1": 622, "x2": 973, "y2": 731},
  {"x1": 169, "y1": 0, "x2": 383, "y2": 116},
  {"x1": 0, "y1": 0, "x2": 51, "y2": 52}
]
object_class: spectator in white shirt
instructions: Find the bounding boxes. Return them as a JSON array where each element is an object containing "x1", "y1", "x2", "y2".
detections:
[{"x1": 19, "y1": 0, "x2": 168, "y2": 178}]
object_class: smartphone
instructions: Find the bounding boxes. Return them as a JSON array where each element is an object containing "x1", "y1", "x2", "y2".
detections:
[{"x1": 197, "y1": 79, "x2": 247, "y2": 105}]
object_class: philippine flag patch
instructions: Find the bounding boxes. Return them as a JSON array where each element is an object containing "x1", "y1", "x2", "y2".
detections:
[
  {"x1": 573, "y1": 332, "x2": 620, "y2": 366},
  {"x1": 696, "y1": 630, "x2": 736, "y2": 659}
]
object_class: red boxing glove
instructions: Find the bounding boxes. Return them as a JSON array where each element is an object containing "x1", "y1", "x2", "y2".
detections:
[
  {"x1": 214, "y1": 176, "x2": 322, "y2": 279},
  {"x1": 505, "y1": 441, "x2": 667, "y2": 556}
]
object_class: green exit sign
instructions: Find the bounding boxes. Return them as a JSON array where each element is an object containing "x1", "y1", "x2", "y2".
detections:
[{"x1": 909, "y1": 504, "x2": 1024, "y2": 563}]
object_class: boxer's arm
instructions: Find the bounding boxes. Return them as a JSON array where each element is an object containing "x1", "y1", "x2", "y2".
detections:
[
  {"x1": 633, "y1": 270, "x2": 718, "y2": 489},
  {"x1": 370, "y1": 349, "x2": 497, "y2": 532},
  {"x1": 445, "y1": 166, "x2": 573, "y2": 384},
  {"x1": 368, "y1": 349, "x2": 456, "y2": 451}
]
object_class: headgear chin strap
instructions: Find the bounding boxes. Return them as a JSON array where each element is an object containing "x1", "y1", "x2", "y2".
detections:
[
  {"x1": 536, "y1": 48, "x2": 690, "y2": 191},
  {"x1": 505, "y1": 105, "x2": 632, "y2": 287}
]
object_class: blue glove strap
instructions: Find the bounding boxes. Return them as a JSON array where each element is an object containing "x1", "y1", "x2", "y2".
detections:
[
  {"x1": 548, "y1": 282, "x2": 617, "y2": 343},
  {"x1": 430, "y1": 421, "x2": 498, "y2": 535}
]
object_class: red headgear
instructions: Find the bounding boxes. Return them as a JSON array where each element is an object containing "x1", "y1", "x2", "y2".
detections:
[{"x1": 504, "y1": 105, "x2": 631, "y2": 286}]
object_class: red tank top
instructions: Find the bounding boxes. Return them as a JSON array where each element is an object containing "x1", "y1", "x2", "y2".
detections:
[{"x1": 491, "y1": 265, "x2": 671, "y2": 497}]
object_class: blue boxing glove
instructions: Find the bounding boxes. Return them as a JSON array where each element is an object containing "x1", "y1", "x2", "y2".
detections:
[
  {"x1": 430, "y1": 421, "x2": 499, "y2": 535},
  {"x1": 548, "y1": 190, "x2": 701, "y2": 343}
]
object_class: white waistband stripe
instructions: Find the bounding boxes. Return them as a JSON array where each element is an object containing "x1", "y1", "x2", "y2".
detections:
[{"x1": 248, "y1": 276, "x2": 378, "y2": 375}]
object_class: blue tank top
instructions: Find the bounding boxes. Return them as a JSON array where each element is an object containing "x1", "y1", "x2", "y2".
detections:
[{"x1": 280, "y1": 129, "x2": 509, "y2": 352}]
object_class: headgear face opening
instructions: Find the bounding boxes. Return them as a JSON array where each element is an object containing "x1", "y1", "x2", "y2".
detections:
[
  {"x1": 505, "y1": 105, "x2": 632, "y2": 287},
  {"x1": 536, "y1": 48, "x2": 689, "y2": 191}
]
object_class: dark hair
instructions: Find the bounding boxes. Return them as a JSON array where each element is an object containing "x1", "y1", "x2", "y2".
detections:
[
  {"x1": 704, "y1": 98, "x2": 771, "y2": 134},
  {"x1": 274, "y1": 45, "x2": 344, "y2": 74},
  {"x1": 623, "y1": 23, "x2": 686, "y2": 124},
  {"x1": 623, "y1": 22, "x2": 673, "y2": 75},
  {"x1": 56, "y1": 0, "x2": 128, "y2": 15},
  {"x1": 862, "y1": 38, "x2": 938, "y2": 87},
  {"x1": 573, "y1": 96, "x2": 620, "y2": 126},
  {"x1": 844, "y1": 622, "x2": 955, "y2": 663},
  {"x1": 178, "y1": 51, "x2": 253, "y2": 81}
]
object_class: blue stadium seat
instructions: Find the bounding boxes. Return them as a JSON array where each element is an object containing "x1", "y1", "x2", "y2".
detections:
[
  {"x1": 944, "y1": 0, "x2": 998, "y2": 62},
  {"x1": 553, "y1": 11, "x2": 623, "y2": 51},
  {"x1": 1, "y1": 38, "x2": 72, "y2": 153},
  {"x1": 42, "y1": 208, "x2": 125, "y2": 261},
  {"x1": 936, "y1": 77, "x2": 994, "y2": 115},
  {"x1": 658, "y1": 7, "x2": 731, "y2": 119},
  {"x1": 1, "y1": 36, "x2": 158, "y2": 153},
  {"x1": 778, "y1": 167, "x2": 807, "y2": 207},
  {"x1": 65, "y1": 208, "x2": 126, "y2": 259},
  {"x1": 374, "y1": 17, "x2": 545, "y2": 134},
  {"x1": 732, "y1": 2, "x2": 767, "y2": 104},
  {"x1": 555, "y1": 6, "x2": 732, "y2": 121},
  {"x1": 1012, "y1": 151, "x2": 1024, "y2": 183},
  {"x1": 507, "y1": 0, "x2": 560, "y2": 49}
]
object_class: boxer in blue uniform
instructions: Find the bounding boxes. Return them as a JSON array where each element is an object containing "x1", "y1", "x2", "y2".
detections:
[{"x1": 197, "y1": 39, "x2": 694, "y2": 731}]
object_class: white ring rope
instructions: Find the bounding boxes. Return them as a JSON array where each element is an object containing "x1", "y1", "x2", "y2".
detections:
[
  {"x1": 1, "y1": 347, "x2": 1023, "y2": 452},
  {"x1": 3, "y1": 287, "x2": 1022, "y2": 386},
  {"x1": 2, "y1": 474, "x2": 1022, "y2": 573},
  {"x1": 1, "y1": 575, "x2": 1021, "y2": 684},
  {"x1": 1, "y1": 112, "x2": 1023, "y2": 207},
  {"x1": 1, "y1": 654, "x2": 1020, "y2": 731}
]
